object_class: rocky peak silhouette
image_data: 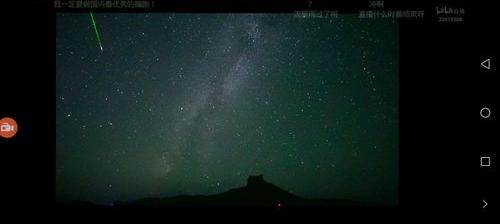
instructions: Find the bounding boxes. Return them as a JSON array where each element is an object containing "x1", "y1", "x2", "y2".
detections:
[
  {"x1": 111, "y1": 175, "x2": 366, "y2": 209},
  {"x1": 247, "y1": 174, "x2": 264, "y2": 186}
]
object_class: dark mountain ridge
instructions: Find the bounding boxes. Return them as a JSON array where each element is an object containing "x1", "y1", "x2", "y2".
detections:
[{"x1": 112, "y1": 175, "x2": 370, "y2": 209}]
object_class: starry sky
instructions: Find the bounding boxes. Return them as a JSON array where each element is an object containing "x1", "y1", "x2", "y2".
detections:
[{"x1": 56, "y1": 13, "x2": 399, "y2": 206}]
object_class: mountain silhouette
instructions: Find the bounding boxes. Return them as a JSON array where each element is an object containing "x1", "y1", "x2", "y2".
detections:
[{"x1": 112, "y1": 175, "x2": 372, "y2": 210}]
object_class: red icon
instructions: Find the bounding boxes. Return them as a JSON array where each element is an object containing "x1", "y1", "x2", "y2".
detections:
[{"x1": 0, "y1": 117, "x2": 18, "y2": 138}]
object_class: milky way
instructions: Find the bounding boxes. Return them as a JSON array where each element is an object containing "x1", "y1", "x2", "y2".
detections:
[{"x1": 56, "y1": 13, "x2": 399, "y2": 205}]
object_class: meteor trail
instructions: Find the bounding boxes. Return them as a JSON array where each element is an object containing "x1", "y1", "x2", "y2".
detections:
[{"x1": 90, "y1": 13, "x2": 103, "y2": 51}]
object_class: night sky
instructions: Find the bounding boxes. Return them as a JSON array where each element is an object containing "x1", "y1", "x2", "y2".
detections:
[{"x1": 56, "y1": 13, "x2": 399, "y2": 205}]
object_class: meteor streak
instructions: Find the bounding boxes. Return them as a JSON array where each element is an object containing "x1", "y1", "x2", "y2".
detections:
[{"x1": 90, "y1": 13, "x2": 103, "y2": 51}]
